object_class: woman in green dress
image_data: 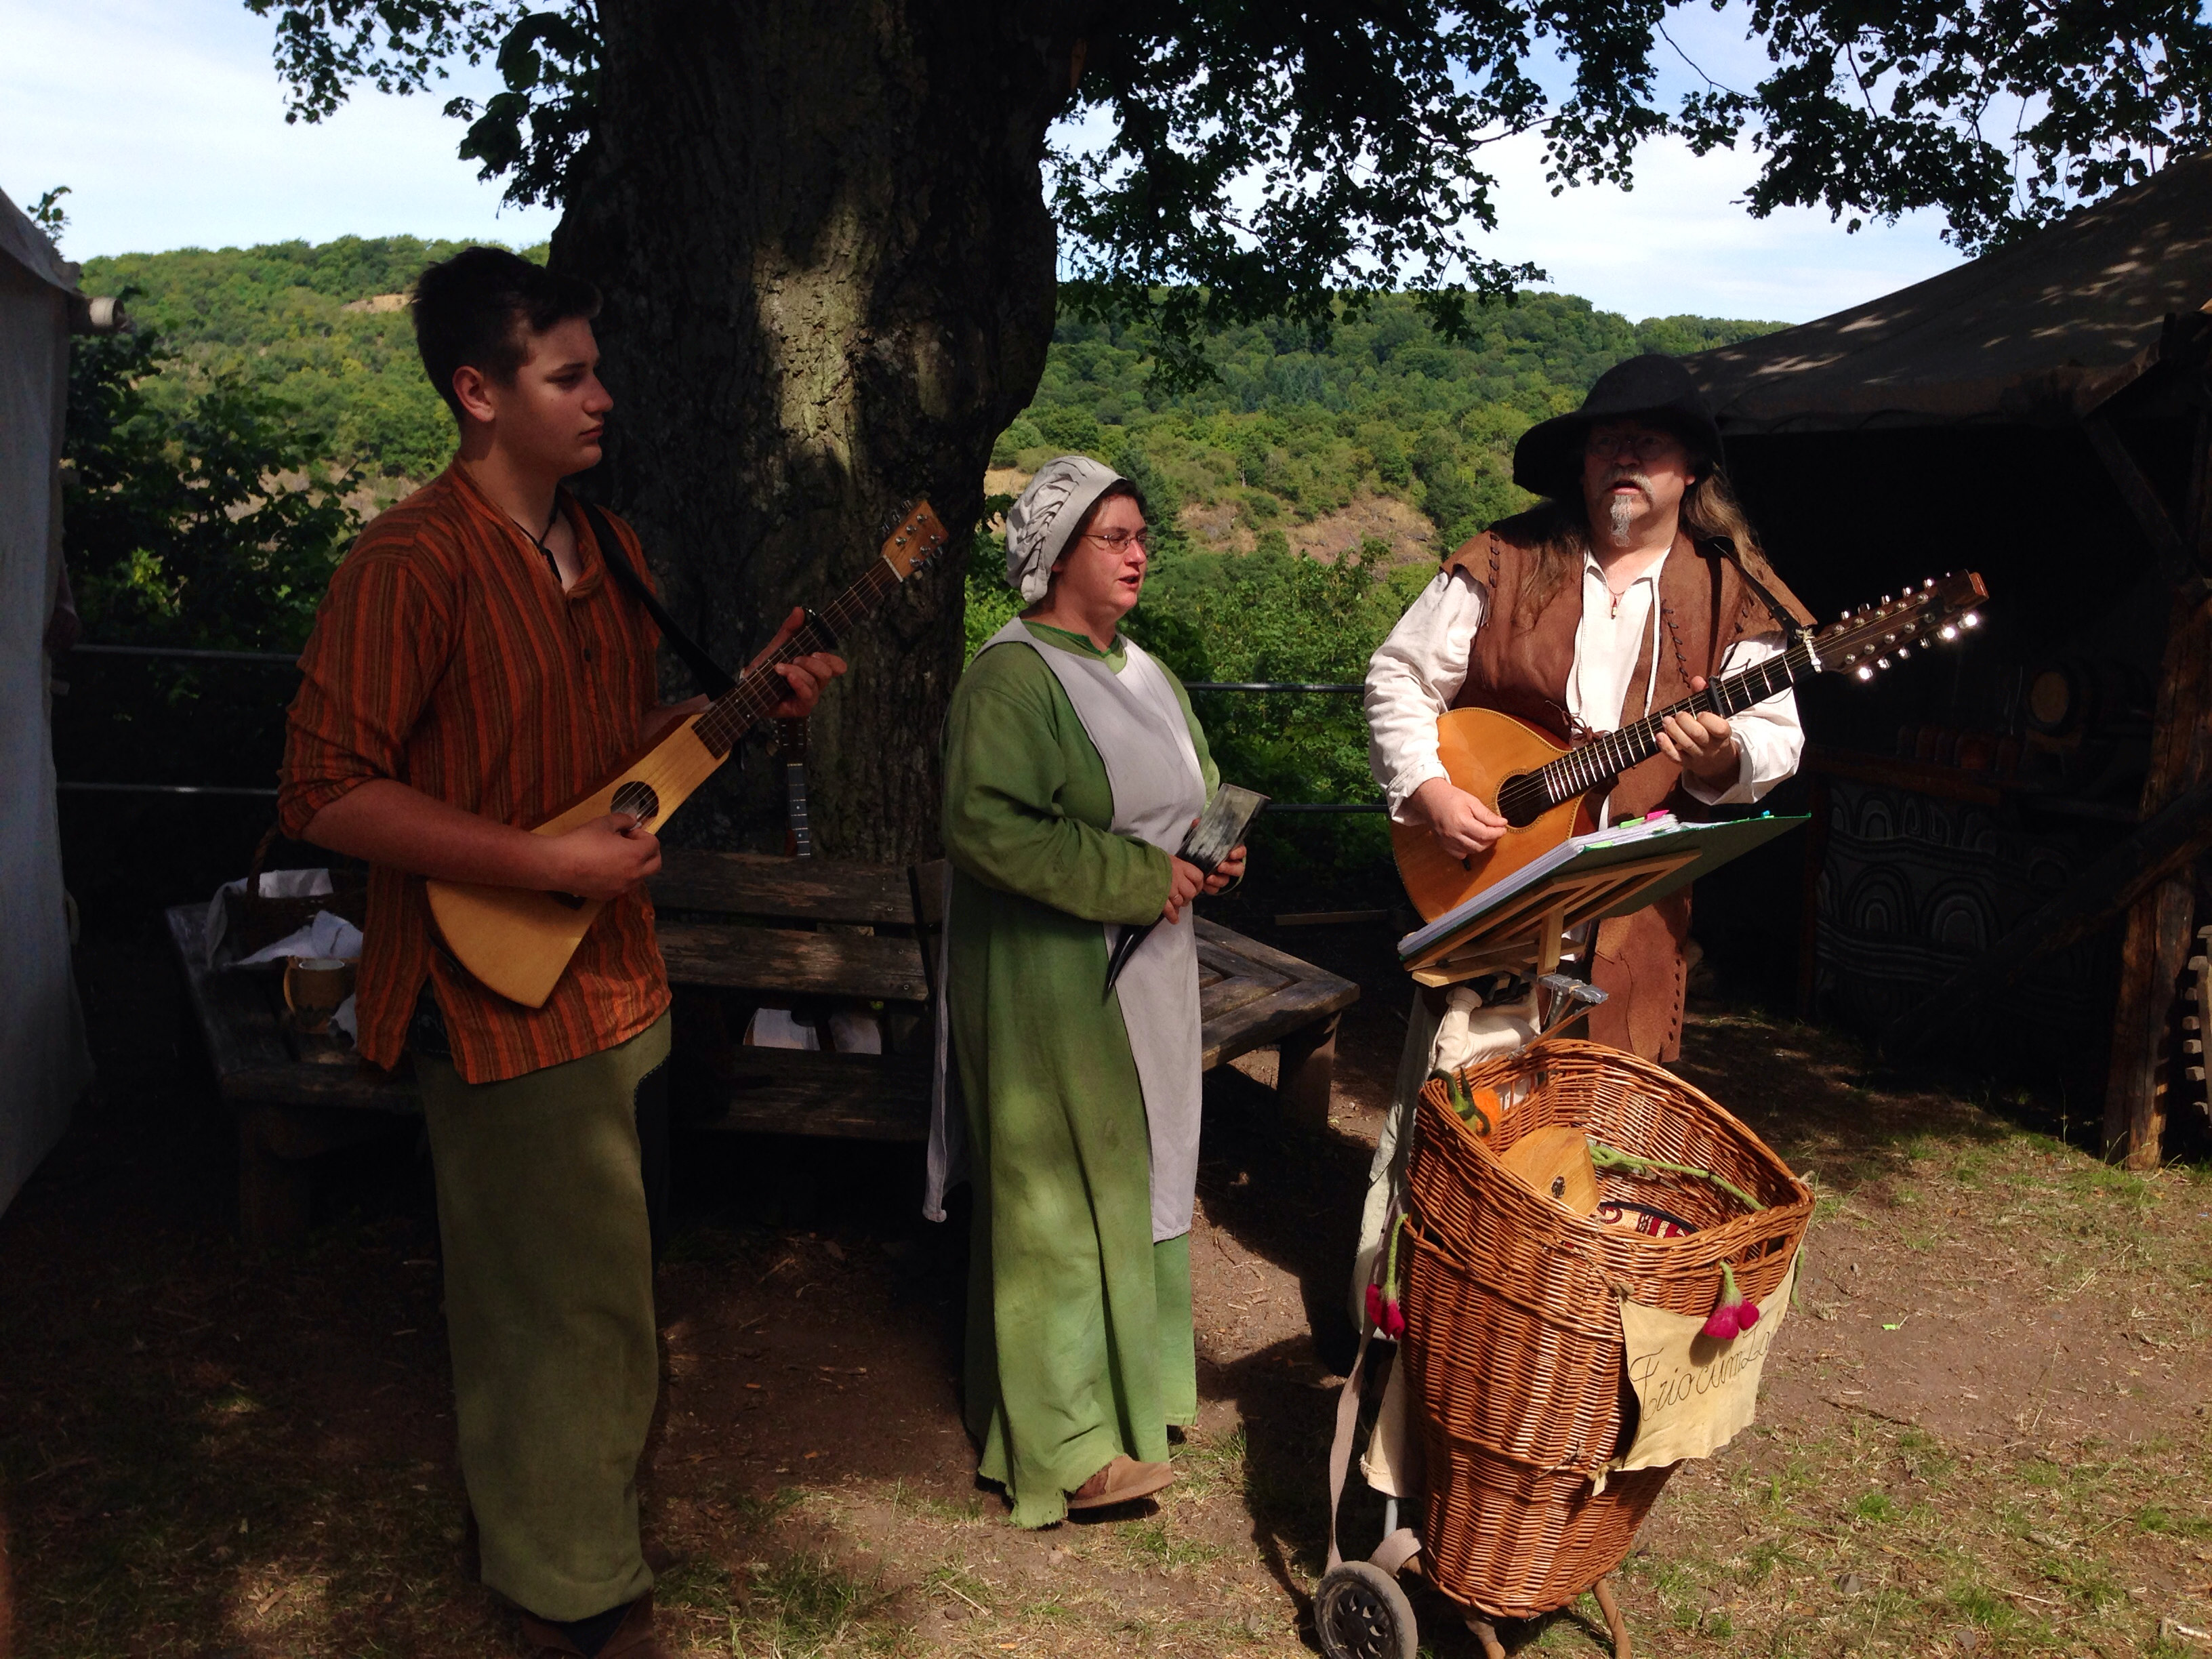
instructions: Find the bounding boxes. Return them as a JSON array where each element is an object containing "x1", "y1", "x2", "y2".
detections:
[{"x1": 924, "y1": 455, "x2": 1247, "y2": 1527}]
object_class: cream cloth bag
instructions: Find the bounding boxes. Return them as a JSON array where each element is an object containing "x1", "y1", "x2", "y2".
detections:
[{"x1": 1353, "y1": 982, "x2": 1536, "y2": 1498}]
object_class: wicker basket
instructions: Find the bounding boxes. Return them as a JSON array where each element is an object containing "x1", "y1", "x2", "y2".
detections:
[
  {"x1": 1399, "y1": 1038, "x2": 1813, "y2": 1618},
  {"x1": 222, "y1": 825, "x2": 369, "y2": 958}
]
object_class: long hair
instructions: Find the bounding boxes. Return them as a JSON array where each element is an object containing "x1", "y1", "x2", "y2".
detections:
[{"x1": 1499, "y1": 464, "x2": 1763, "y2": 628}]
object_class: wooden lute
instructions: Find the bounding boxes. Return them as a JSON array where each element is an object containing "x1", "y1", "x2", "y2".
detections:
[
  {"x1": 426, "y1": 500, "x2": 949, "y2": 1007},
  {"x1": 1393, "y1": 571, "x2": 1989, "y2": 921}
]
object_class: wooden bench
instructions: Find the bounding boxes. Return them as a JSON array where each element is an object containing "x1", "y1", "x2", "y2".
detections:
[{"x1": 167, "y1": 849, "x2": 1359, "y2": 1242}]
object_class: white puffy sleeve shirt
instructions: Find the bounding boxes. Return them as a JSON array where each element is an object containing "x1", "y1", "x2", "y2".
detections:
[{"x1": 1365, "y1": 550, "x2": 1805, "y2": 823}]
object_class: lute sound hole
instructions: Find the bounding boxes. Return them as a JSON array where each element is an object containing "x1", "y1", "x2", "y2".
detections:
[
  {"x1": 611, "y1": 780, "x2": 661, "y2": 824},
  {"x1": 1496, "y1": 773, "x2": 1549, "y2": 828}
]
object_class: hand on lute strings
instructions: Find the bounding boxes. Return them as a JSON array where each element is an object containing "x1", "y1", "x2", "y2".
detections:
[
  {"x1": 750, "y1": 605, "x2": 848, "y2": 720},
  {"x1": 544, "y1": 811, "x2": 664, "y2": 901},
  {"x1": 1655, "y1": 674, "x2": 1740, "y2": 787},
  {"x1": 1409, "y1": 776, "x2": 1510, "y2": 858}
]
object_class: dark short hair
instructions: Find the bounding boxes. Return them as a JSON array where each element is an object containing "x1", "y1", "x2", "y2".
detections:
[{"x1": 411, "y1": 247, "x2": 601, "y2": 421}]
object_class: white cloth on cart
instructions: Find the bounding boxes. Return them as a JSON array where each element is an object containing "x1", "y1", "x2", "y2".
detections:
[
  {"x1": 1350, "y1": 982, "x2": 1539, "y2": 1502},
  {"x1": 1348, "y1": 982, "x2": 1538, "y2": 1330},
  {"x1": 1358, "y1": 1340, "x2": 1426, "y2": 1498}
]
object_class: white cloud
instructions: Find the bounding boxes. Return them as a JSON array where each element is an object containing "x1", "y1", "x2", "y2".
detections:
[
  {"x1": 4, "y1": 0, "x2": 1961, "y2": 323},
  {"x1": 1472, "y1": 1, "x2": 1965, "y2": 323},
  {"x1": 1, "y1": 0, "x2": 559, "y2": 259},
  {"x1": 1479, "y1": 129, "x2": 1963, "y2": 324}
]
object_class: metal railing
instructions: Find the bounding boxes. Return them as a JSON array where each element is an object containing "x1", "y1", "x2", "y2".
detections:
[
  {"x1": 57, "y1": 781, "x2": 279, "y2": 798},
  {"x1": 71, "y1": 643, "x2": 296, "y2": 665},
  {"x1": 56, "y1": 643, "x2": 293, "y2": 798},
  {"x1": 1185, "y1": 681, "x2": 1362, "y2": 693},
  {"x1": 55, "y1": 648, "x2": 1393, "y2": 811}
]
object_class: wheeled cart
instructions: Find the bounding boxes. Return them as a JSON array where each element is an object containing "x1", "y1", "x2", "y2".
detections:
[
  {"x1": 1313, "y1": 819, "x2": 1811, "y2": 1656},
  {"x1": 1317, "y1": 1036, "x2": 1813, "y2": 1659}
]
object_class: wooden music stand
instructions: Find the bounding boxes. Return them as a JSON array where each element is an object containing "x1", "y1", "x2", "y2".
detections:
[{"x1": 1404, "y1": 849, "x2": 1701, "y2": 988}]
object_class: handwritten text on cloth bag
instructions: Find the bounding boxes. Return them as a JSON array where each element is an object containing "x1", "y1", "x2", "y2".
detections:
[{"x1": 1609, "y1": 1252, "x2": 1799, "y2": 1478}]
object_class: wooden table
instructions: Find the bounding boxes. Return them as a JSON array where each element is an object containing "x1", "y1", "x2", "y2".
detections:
[
  {"x1": 165, "y1": 904, "x2": 419, "y2": 1244},
  {"x1": 167, "y1": 851, "x2": 1358, "y2": 1242}
]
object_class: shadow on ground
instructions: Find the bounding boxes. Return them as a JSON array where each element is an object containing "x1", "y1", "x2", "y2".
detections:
[{"x1": 7, "y1": 928, "x2": 2209, "y2": 1658}]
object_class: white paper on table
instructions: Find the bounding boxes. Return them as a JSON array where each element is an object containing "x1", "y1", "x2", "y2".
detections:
[
  {"x1": 745, "y1": 1007, "x2": 819, "y2": 1050},
  {"x1": 745, "y1": 1006, "x2": 883, "y2": 1054},
  {"x1": 205, "y1": 868, "x2": 331, "y2": 945},
  {"x1": 227, "y1": 907, "x2": 363, "y2": 969},
  {"x1": 204, "y1": 868, "x2": 345, "y2": 965}
]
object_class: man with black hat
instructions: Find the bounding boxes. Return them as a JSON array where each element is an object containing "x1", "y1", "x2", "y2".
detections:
[
  {"x1": 1370, "y1": 350, "x2": 1813, "y2": 1047},
  {"x1": 1349, "y1": 355, "x2": 1813, "y2": 1315}
]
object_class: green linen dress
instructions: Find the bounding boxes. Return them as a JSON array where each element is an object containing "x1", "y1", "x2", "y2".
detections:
[{"x1": 942, "y1": 621, "x2": 1221, "y2": 1528}]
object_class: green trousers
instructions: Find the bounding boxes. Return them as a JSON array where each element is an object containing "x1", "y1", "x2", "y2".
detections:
[{"x1": 416, "y1": 1014, "x2": 670, "y2": 1621}]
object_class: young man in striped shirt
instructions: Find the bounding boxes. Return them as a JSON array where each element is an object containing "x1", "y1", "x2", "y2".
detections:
[{"x1": 280, "y1": 247, "x2": 843, "y2": 1658}]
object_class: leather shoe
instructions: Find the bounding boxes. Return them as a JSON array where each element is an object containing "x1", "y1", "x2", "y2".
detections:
[
  {"x1": 519, "y1": 1591, "x2": 663, "y2": 1658},
  {"x1": 1067, "y1": 1454, "x2": 1176, "y2": 1511}
]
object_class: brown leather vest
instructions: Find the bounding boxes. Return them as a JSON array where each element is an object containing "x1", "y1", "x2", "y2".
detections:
[{"x1": 1439, "y1": 516, "x2": 1809, "y2": 1060}]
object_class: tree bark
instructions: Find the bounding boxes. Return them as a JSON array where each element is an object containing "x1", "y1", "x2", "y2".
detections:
[{"x1": 552, "y1": 1, "x2": 1092, "y2": 861}]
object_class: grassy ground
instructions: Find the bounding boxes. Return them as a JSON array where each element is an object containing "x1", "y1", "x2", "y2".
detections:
[{"x1": 4, "y1": 940, "x2": 2209, "y2": 1658}]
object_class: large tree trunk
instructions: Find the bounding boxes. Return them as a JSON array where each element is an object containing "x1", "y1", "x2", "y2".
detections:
[{"x1": 552, "y1": 1, "x2": 1088, "y2": 861}]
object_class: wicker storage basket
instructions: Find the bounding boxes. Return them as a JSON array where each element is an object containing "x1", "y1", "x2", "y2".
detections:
[
  {"x1": 1399, "y1": 1038, "x2": 1813, "y2": 1618},
  {"x1": 223, "y1": 825, "x2": 369, "y2": 959}
]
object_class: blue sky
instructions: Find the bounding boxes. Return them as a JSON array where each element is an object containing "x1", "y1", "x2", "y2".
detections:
[{"x1": 2, "y1": 0, "x2": 1965, "y2": 325}]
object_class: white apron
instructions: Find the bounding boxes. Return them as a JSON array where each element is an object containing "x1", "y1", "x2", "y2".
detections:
[{"x1": 924, "y1": 618, "x2": 1209, "y2": 1242}]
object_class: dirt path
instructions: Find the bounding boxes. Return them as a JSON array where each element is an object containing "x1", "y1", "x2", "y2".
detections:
[{"x1": 3, "y1": 934, "x2": 2209, "y2": 1657}]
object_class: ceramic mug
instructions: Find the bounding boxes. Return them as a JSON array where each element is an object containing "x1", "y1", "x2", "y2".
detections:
[{"x1": 283, "y1": 956, "x2": 356, "y2": 1036}]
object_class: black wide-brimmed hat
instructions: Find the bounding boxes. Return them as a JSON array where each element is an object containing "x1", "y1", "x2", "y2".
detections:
[{"x1": 1512, "y1": 353, "x2": 1724, "y2": 500}]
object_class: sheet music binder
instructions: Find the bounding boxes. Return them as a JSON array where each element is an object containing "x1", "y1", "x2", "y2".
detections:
[{"x1": 1397, "y1": 813, "x2": 1806, "y2": 987}]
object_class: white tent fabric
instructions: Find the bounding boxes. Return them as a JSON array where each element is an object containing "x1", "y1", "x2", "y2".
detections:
[{"x1": 0, "y1": 186, "x2": 92, "y2": 1220}]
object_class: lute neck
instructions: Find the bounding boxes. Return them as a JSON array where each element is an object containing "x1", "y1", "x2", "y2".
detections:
[
  {"x1": 691, "y1": 556, "x2": 898, "y2": 758},
  {"x1": 1500, "y1": 633, "x2": 1820, "y2": 821}
]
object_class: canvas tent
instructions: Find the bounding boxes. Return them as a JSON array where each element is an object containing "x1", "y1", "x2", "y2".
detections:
[
  {"x1": 1680, "y1": 156, "x2": 2212, "y2": 1167},
  {"x1": 0, "y1": 187, "x2": 95, "y2": 1218},
  {"x1": 1690, "y1": 149, "x2": 2212, "y2": 434}
]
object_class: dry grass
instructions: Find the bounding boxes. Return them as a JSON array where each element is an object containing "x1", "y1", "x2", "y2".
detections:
[{"x1": 8, "y1": 950, "x2": 2211, "y2": 1658}]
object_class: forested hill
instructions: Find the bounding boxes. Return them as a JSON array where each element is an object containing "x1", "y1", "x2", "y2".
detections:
[
  {"x1": 66, "y1": 235, "x2": 1783, "y2": 848},
  {"x1": 1006, "y1": 304, "x2": 1776, "y2": 564},
  {"x1": 82, "y1": 236, "x2": 1782, "y2": 553},
  {"x1": 83, "y1": 236, "x2": 523, "y2": 484}
]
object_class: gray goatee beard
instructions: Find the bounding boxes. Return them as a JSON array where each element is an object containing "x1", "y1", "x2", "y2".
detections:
[
  {"x1": 1603, "y1": 473, "x2": 1653, "y2": 546},
  {"x1": 1606, "y1": 494, "x2": 1638, "y2": 546}
]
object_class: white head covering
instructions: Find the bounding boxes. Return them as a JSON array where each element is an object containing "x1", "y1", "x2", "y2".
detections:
[{"x1": 1004, "y1": 454, "x2": 1124, "y2": 603}]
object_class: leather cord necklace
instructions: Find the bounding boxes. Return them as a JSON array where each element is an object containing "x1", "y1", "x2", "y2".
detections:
[
  {"x1": 519, "y1": 500, "x2": 563, "y2": 586},
  {"x1": 495, "y1": 490, "x2": 739, "y2": 701}
]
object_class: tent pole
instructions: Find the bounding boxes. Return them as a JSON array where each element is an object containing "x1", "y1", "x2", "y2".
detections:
[{"x1": 2102, "y1": 404, "x2": 2212, "y2": 1166}]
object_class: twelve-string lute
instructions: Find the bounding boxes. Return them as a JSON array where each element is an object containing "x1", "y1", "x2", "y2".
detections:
[
  {"x1": 427, "y1": 500, "x2": 949, "y2": 1007},
  {"x1": 1393, "y1": 571, "x2": 1990, "y2": 921}
]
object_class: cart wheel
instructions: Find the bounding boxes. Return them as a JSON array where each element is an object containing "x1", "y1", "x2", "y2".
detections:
[{"x1": 1316, "y1": 1561, "x2": 1418, "y2": 1659}]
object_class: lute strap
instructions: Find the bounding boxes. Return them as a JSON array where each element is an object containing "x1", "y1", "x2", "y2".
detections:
[
  {"x1": 577, "y1": 499, "x2": 737, "y2": 699},
  {"x1": 1704, "y1": 535, "x2": 1815, "y2": 636}
]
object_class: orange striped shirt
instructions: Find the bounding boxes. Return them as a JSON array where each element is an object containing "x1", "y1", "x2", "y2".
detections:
[{"x1": 279, "y1": 462, "x2": 670, "y2": 1083}]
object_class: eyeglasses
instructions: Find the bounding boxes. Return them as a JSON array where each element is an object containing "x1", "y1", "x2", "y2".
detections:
[
  {"x1": 1083, "y1": 528, "x2": 1150, "y2": 550},
  {"x1": 1585, "y1": 426, "x2": 1681, "y2": 461}
]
